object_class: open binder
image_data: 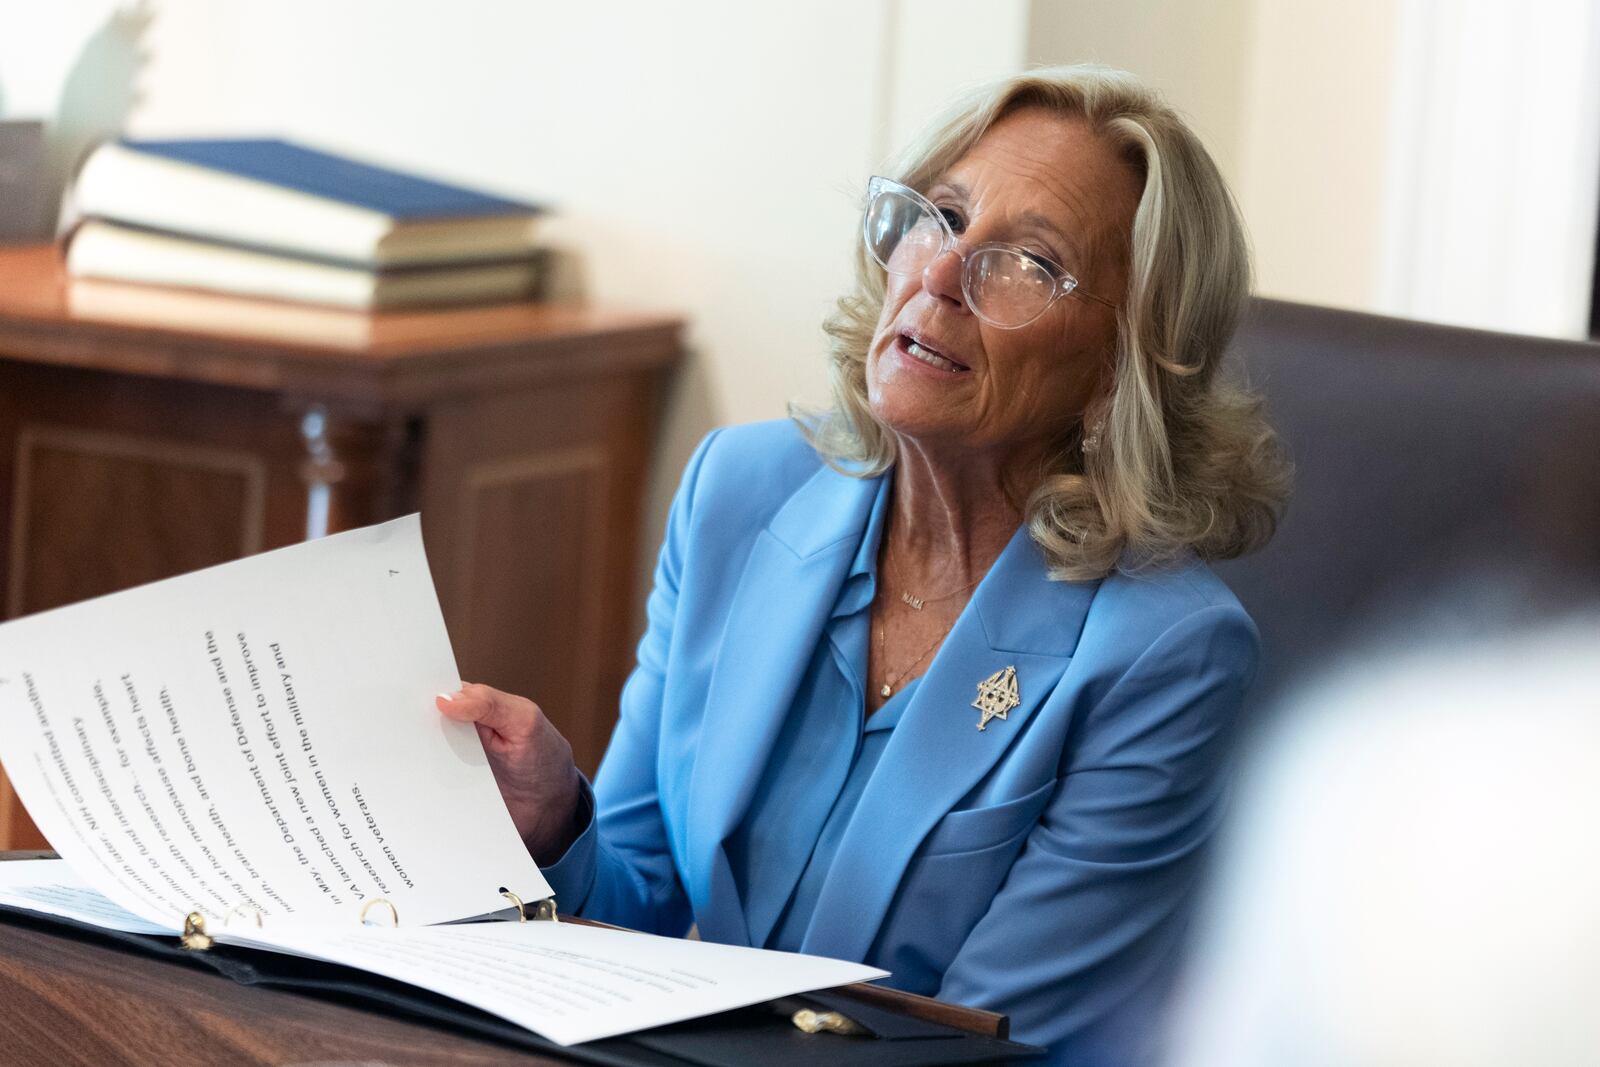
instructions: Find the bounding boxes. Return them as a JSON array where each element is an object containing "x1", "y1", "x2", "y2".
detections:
[
  {"x1": 0, "y1": 881, "x2": 1044, "y2": 1067},
  {"x1": 174, "y1": 881, "x2": 561, "y2": 951}
]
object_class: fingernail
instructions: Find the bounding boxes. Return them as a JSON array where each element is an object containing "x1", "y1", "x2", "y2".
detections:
[{"x1": 437, "y1": 692, "x2": 454, "y2": 702}]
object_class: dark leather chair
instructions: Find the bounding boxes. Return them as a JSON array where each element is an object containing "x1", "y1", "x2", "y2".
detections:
[{"x1": 1215, "y1": 299, "x2": 1600, "y2": 717}]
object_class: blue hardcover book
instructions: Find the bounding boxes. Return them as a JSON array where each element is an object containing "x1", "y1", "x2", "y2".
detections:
[
  {"x1": 73, "y1": 137, "x2": 544, "y2": 268},
  {"x1": 123, "y1": 138, "x2": 540, "y2": 220}
]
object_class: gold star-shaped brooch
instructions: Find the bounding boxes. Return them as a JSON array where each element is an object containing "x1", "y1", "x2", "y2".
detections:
[{"x1": 972, "y1": 665, "x2": 1020, "y2": 731}]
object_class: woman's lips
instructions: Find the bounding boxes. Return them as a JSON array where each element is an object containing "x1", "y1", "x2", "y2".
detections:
[{"x1": 896, "y1": 333, "x2": 970, "y2": 373}]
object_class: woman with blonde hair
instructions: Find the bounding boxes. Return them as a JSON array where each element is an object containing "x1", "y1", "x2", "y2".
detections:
[{"x1": 438, "y1": 64, "x2": 1288, "y2": 1064}]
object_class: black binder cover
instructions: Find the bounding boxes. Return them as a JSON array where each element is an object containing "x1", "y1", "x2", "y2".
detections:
[{"x1": 0, "y1": 904, "x2": 1045, "y2": 1066}]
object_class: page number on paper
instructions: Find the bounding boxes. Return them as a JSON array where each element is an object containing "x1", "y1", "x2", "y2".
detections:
[{"x1": 388, "y1": 570, "x2": 399, "y2": 577}]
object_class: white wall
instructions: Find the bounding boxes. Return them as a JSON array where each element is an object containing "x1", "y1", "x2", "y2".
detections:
[
  {"x1": 1025, "y1": 0, "x2": 1255, "y2": 191},
  {"x1": 1028, "y1": 0, "x2": 1406, "y2": 313},
  {"x1": 884, "y1": 0, "x2": 1030, "y2": 154},
  {"x1": 1235, "y1": 0, "x2": 1405, "y2": 311}
]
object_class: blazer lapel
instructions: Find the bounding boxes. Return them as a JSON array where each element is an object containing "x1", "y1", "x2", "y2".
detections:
[
  {"x1": 684, "y1": 464, "x2": 882, "y2": 946},
  {"x1": 800, "y1": 524, "x2": 1101, "y2": 963}
]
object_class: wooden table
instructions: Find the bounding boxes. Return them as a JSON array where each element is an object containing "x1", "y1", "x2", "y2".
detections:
[
  {"x1": 0, "y1": 916, "x2": 574, "y2": 1065},
  {"x1": 0, "y1": 852, "x2": 1008, "y2": 1066},
  {"x1": 0, "y1": 246, "x2": 684, "y2": 850}
]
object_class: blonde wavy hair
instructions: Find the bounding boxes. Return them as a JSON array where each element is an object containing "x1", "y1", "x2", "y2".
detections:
[{"x1": 798, "y1": 64, "x2": 1289, "y2": 581}]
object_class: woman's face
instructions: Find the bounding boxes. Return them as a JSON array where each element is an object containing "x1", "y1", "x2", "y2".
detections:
[{"x1": 866, "y1": 108, "x2": 1142, "y2": 461}]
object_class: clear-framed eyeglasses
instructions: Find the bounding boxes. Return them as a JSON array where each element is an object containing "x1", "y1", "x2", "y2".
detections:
[{"x1": 863, "y1": 175, "x2": 1117, "y2": 329}]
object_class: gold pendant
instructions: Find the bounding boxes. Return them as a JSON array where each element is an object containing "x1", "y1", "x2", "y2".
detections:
[
  {"x1": 900, "y1": 591, "x2": 924, "y2": 610},
  {"x1": 972, "y1": 666, "x2": 1020, "y2": 731}
]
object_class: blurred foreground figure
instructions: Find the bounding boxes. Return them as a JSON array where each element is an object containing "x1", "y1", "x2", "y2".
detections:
[{"x1": 1167, "y1": 620, "x2": 1600, "y2": 1067}]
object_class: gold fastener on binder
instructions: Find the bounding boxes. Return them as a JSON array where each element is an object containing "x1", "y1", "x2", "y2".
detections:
[
  {"x1": 359, "y1": 897, "x2": 400, "y2": 927},
  {"x1": 180, "y1": 911, "x2": 213, "y2": 951},
  {"x1": 531, "y1": 896, "x2": 559, "y2": 922},
  {"x1": 790, "y1": 1009, "x2": 869, "y2": 1037},
  {"x1": 499, "y1": 887, "x2": 528, "y2": 923}
]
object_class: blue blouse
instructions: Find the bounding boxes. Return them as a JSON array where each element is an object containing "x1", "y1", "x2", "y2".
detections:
[{"x1": 722, "y1": 473, "x2": 928, "y2": 955}]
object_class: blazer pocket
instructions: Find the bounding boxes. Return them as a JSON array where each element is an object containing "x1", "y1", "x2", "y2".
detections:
[{"x1": 917, "y1": 780, "x2": 1056, "y2": 858}]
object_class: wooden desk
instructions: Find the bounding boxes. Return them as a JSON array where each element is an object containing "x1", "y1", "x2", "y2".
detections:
[
  {"x1": 0, "y1": 246, "x2": 684, "y2": 849},
  {"x1": 0, "y1": 917, "x2": 572, "y2": 1065},
  {"x1": 0, "y1": 852, "x2": 1009, "y2": 1066}
]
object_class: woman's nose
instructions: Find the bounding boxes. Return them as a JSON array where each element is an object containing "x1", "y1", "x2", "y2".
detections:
[{"x1": 920, "y1": 248, "x2": 969, "y2": 314}]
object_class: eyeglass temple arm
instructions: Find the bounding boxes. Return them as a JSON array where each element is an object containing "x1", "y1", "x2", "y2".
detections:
[{"x1": 1074, "y1": 287, "x2": 1119, "y2": 311}]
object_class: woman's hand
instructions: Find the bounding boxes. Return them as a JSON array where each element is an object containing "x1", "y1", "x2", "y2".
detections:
[{"x1": 435, "y1": 683, "x2": 584, "y2": 863}]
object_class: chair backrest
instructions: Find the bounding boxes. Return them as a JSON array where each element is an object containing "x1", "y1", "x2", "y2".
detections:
[{"x1": 1213, "y1": 299, "x2": 1600, "y2": 715}]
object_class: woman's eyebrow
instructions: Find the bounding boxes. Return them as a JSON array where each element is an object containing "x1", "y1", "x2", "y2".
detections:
[
  {"x1": 929, "y1": 179, "x2": 1086, "y2": 263},
  {"x1": 1016, "y1": 212, "x2": 1084, "y2": 262}
]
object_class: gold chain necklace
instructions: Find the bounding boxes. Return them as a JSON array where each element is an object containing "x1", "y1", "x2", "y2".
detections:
[
  {"x1": 875, "y1": 619, "x2": 949, "y2": 699},
  {"x1": 874, "y1": 582, "x2": 977, "y2": 698},
  {"x1": 873, "y1": 550, "x2": 985, "y2": 697},
  {"x1": 887, "y1": 556, "x2": 983, "y2": 611}
]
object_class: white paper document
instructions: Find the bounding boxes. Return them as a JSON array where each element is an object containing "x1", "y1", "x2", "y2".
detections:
[
  {"x1": 0, "y1": 857, "x2": 169, "y2": 934},
  {"x1": 0, "y1": 516, "x2": 888, "y2": 1045},
  {"x1": 0, "y1": 515, "x2": 548, "y2": 928},
  {"x1": 230, "y1": 921, "x2": 885, "y2": 1046}
]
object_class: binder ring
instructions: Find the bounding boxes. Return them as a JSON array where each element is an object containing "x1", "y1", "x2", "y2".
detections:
[
  {"x1": 224, "y1": 903, "x2": 264, "y2": 928},
  {"x1": 499, "y1": 887, "x2": 528, "y2": 923},
  {"x1": 180, "y1": 911, "x2": 214, "y2": 951},
  {"x1": 359, "y1": 897, "x2": 400, "y2": 927}
]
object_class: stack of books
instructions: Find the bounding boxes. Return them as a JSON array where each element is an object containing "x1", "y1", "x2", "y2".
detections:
[{"x1": 65, "y1": 138, "x2": 546, "y2": 310}]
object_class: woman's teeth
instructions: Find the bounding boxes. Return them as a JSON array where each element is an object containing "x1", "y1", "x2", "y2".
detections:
[{"x1": 905, "y1": 339, "x2": 963, "y2": 372}]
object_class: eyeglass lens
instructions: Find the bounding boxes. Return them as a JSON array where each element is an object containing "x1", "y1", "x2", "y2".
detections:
[{"x1": 865, "y1": 189, "x2": 1059, "y2": 328}]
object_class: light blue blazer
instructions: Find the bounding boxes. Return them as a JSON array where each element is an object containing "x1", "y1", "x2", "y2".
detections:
[{"x1": 543, "y1": 420, "x2": 1259, "y2": 1065}]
